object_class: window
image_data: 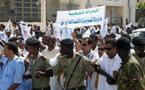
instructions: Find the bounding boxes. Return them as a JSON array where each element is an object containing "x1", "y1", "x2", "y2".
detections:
[
  {"x1": 15, "y1": 0, "x2": 22, "y2": 1},
  {"x1": 24, "y1": 3, "x2": 31, "y2": 7},
  {"x1": 52, "y1": 14, "x2": 56, "y2": 17},
  {"x1": 32, "y1": 3, "x2": 38, "y2": 7},
  {"x1": 24, "y1": 13, "x2": 31, "y2": 17},
  {"x1": 24, "y1": 0, "x2": 31, "y2": 2},
  {"x1": 32, "y1": 9, "x2": 38, "y2": 12},
  {"x1": 32, "y1": 13, "x2": 39, "y2": 17},
  {"x1": 32, "y1": 0, "x2": 39, "y2": 2},
  {"x1": 24, "y1": 8, "x2": 30, "y2": 12},
  {"x1": 16, "y1": 8, "x2": 22, "y2": 12},
  {"x1": 32, "y1": 0, "x2": 36, "y2": 2},
  {"x1": 16, "y1": 13, "x2": 22, "y2": 17},
  {"x1": 15, "y1": 3, "x2": 22, "y2": 7}
]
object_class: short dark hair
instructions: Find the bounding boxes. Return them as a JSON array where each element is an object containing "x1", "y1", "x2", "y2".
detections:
[
  {"x1": 60, "y1": 39, "x2": 73, "y2": 48},
  {"x1": 8, "y1": 37, "x2": 19, "y2": 47},
  {"x1": 82, "y1": 38, "x2": 93, "y2": 45},
  {"x1": 121, "y1": 34, "x2": 131, "y2": 41},
  {"x1": 105, "y1": 38, "x2": 117, "y2": 47},
  {"x1": 48, "y1": 36, "x2": 56, "y2": 46},
  {"x1": 26, "y1": 38, "x2": 40, "y2": 48},
  {"x1": 117, "y1": 37, "x2": 131, "y2": 50},
  {"x1": 132, "y1": 36, "x2": 145, "y2": 46},
  {"x1": 1, "y1": 24, "x2": 5, "y2": 29},
  {"x1": 90, "y1": 34, "x2": 98, "y2": 41},
  {"x1": 12, "y1": 21, "x2": 17, "y2": 25},
  {"x1": 6, "y1": 42, "x2": 18, "y2": 56}
]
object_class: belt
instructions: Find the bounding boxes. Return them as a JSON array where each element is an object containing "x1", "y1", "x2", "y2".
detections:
[
  {"x1": 32, "y1": 87, "x2": 50, "y2": 90},
  {"x1": 66, "y1": 86, "x2": 86, "y2": 90}
]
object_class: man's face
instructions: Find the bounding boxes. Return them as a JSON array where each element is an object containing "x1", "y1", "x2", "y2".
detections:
[
  {"x1": 105, "y1": 43, "x2": 116, "y2": 59},
  {"x1": 90, "y1": 35, "x2": 97, "y2": 48},
  {"x1": 19, "y1": 39, "x2": 24, "y2": 49},
  {"x1": 134, "y1": 45, "x2": 145, "y2": 54},
  {"x1": 42, "y1": 36, "x2": 49, "y2": 45},
  {"x1": 3, "y1": 45, "x2": 10, "y2": 58},
  {"x1": 27, "y1": 46, "x2": 36, "y2": 55},
  {"x1": 12, "y1": 24, "x2": 16, "y2": 27},
  {"x1": 98, "y1": 44, "x2": 105, "y2": 57},
  {"x1": 81, "y1": 40, "x2": 92, "y2": 55},
  {"x1": 6, "y1": 32, "x2": 11, "y2": 37}
]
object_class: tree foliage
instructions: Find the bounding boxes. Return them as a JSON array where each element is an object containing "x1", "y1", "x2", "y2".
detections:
[{"x1": 137, "y1": 2, "x2": 145, "y2": 9}]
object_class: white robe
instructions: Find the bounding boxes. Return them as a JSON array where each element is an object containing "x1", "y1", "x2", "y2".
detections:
[
  {"x1": 61, "y1": 26, "x2": 74, "y2": 40},
  {"x1": 81, "y1": 50, "x2": 99, "y2": 90},
  {"x1": 98, "y1": 53, "x2": 122, "y2": 90},
  {"x1": 49, "y1": 54, "x2": 62, "y2": 90},
  {"x1": 41, "y1": 46, "x2": 60, "y2": 59}
]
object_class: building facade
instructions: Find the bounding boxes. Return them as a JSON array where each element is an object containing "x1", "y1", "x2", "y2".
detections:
[
  {"x1": 0, "y1": 0, "x2": 137, "y2": 27},
  {"x1": 0, "y1": 0, "x2": 41, "y2": 22},
  {"x1": 79, "y1": 0, "x2": 136, "y2": 26}
]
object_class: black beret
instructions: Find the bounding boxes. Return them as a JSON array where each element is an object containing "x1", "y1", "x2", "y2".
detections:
[
  {"x1": 117, "y1": 37, "x2": 131, "y2": 50},
  {"x1": 8, "y1": 37, "x2": 18, "y2": 42},
  {"x1": 132, "y1": 36, "x2": 145, "y2": 46},
  {"x1": 60, "y1": 39, "x2": 73, "y2": 46},
  {"x1": 26, "y1": 39, "x2": 40, "y2": 46}
]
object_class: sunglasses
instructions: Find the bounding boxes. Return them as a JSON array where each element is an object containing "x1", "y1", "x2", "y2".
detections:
[
  {"x1": 98, "y1": 48, "x2": 105, "y2": 51},
  {"x1": 104, "y1": 47, "x2": 114, "y2": 51}
]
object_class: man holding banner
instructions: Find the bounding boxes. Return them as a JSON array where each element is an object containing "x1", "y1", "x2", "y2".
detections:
[{"x1": 56, "y1": 6, "x2": 106, "y2": 28}]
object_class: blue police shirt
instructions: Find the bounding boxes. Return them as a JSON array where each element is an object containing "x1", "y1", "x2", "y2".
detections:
[{"x1": 0, "y1": 56, "x2": 25, "y2": 90}]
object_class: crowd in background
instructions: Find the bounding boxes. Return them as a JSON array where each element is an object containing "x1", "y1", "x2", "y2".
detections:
[{"x1": 0, "y1": 20, "x2": 144, "y2": 90}]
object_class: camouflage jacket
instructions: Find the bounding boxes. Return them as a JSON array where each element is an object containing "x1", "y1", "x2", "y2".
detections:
[
  {"x1": 117, "y1": 55, "x2": 144, "y2": 90},
  {"x1": 133, "y1": 53, "x2": 145, "y2": 79}
]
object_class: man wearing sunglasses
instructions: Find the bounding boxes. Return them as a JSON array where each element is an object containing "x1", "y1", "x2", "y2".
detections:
[
  {"x1": 97, "y1": 42, "x2": 105, "y2": 57},
  {"x1": 97, "y1": 38, "x2": 122, "y2": 90},
  {"x1": 80, "y1": 38, "x2": 99, "y2": 90}
]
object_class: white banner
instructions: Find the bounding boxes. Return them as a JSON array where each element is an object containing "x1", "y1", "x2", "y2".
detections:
[
  {"x1": 100, "y1": 18, "x2": 108, "y2": 38},
  {"x1": 56, "y1": 6, "x2": 106, "y2": 28}
]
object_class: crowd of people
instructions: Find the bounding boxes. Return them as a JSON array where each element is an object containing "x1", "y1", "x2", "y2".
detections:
[{"x1": 0, "y1": 21, "x2": 144, "y2": 90}]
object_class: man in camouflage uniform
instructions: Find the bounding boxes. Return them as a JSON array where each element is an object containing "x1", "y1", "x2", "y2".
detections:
[
  {"x1": 116, "y1": 37, "x2": 144, "y2": 90},
  {"x1": 36, "y1": 39, "x2": 96, "y2": 90},
  {"x1": 132, "y1": 36, "x2": 145, "y2": 80}
]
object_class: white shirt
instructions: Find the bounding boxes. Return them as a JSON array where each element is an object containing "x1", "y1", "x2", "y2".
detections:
[
  {"x1": 115, "y1": 33, "x2": 121, "y2": 40},
  {"x1": 0, "y1": 31, "x2": 5, "y2": 41},
  {"x1": 81, "y1": 50, "x2": 99, "y2": 90},
  {"x1": 90, "y1": 26, "x2": 97, "y2": 34},
  {"x1": 98, "y1": 53, "x2": 122, "y2": 90},
  {"x1": 61, "y1": 26, "x2": 74, "y2": 40},
  {"x1": 111, "y1": 26, "x2": 116, "y2": 34},
  {"x1": 49, "y1": 54, "x2": 62, "y2": 90},
  {"x1": 41, "y1": 46, "x2": 60, "y2": 59},
  {"x1": 53, "y1": 24, "x2": 62, "y2": 40},
  {"x1": 3, "y1": 33, "x2": 14, "y2": 43}
]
